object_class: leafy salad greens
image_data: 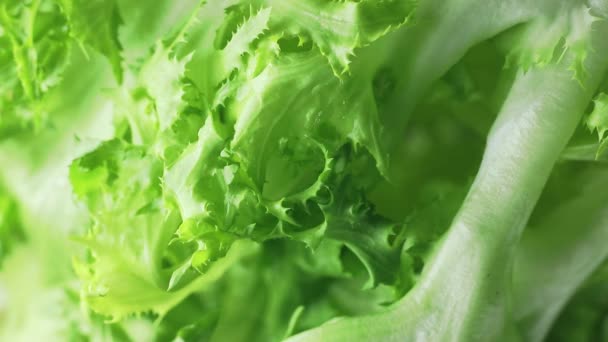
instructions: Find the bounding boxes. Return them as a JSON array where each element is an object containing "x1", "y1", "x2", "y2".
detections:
[{"x1": 1, "y1": 0, "x2": 608, "y2": 341}]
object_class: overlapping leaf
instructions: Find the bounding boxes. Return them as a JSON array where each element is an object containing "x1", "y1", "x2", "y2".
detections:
[
  {"x1": 505, "y1": 1, "x2": 600, "y2": 81},
  {"x1": 0, "y1": 0, "x2": 123, "y2": 137},
  {"x1": 586, "y1": 93, "x2": 608, "y2": 158}
]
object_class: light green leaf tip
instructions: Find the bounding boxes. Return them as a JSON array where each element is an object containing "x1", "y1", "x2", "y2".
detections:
[{"x1": 586, "y1": 92, "x2": 608, "y2": 159}]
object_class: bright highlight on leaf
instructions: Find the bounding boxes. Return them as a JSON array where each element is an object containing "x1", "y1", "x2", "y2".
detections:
[{"x1": 1, "y1": 0, "x2": 608, "y2": 341}]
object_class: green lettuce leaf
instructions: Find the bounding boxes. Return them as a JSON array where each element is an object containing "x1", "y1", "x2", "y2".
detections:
[{"x1": 0, "y1": 0, "x2": 122, "y2": 137}]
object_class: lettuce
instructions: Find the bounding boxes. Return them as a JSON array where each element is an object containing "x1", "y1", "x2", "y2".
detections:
[{"x1": 1, "y1": 0, "x2": 608, "y2": 341}]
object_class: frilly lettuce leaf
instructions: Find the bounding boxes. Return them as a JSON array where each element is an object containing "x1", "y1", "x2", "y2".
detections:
[
  {"x1": 68, "y1": 0, "x2": 418, "y2": 321},
  {"x1": 0, "y1": 0, "x2": 122, "y2": 137},
  {"x1": 56, "y1": 0, "x2": 123, "y2": 81},
  {"x1": 503, "y1": 1, "x2": 600, "y2": 81},
  {"x1": 5, "y1": 0, "x2": 608, "y2": 340},
  {"x1": 153, "y1": 238, "x2": 399, "y2": 342},
  {"x1": 586, "y1": 92, "x2": 608, "y2": 158},
  {"x1": 252, "y1": 0, "x2": 416, "y2": 75},
  {"x1": 69, "y1": 138, "x2": 259, "y2": 319}
]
